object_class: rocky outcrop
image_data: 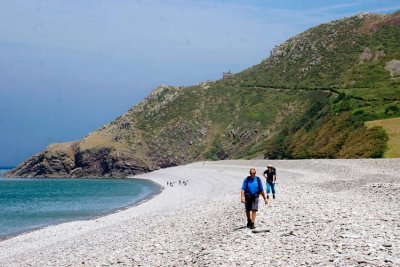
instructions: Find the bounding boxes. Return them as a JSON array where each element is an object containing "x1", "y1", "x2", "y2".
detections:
[
  {"x1": 6, "y1": 142, "x2": 78, "y2": 178},
  {"x1": 6, "y1": 142, "x2": 156, "y2": 178},
  {"x1": 360, "y1": 47, "x2": 386, "y2": 64},
  {"x1": 385, "y1": 60, "x2": 400, "y2": 77},
  {"x1": 359, "y1": 47, "x2": 373, "y2": 63}
]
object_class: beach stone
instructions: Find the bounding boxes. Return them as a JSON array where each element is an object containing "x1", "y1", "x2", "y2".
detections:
[
  {"x1": 1, "y1": 159, "x2": 400, "y2": 266},
  {"x1": 356, "y1": 259, "x2": 368, "y2": 264}
]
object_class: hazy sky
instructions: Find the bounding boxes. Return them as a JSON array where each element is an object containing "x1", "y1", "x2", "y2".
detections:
[{"x1": 1, "y1": 0, "x2": 399, "y2": 166}]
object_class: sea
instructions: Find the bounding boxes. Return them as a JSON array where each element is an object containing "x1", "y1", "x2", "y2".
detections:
[{"x1": 0, "y1": 167, "x2": 160, "y2": 239}]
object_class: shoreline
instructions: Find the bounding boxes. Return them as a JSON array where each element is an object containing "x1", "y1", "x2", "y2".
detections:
[
  {"x1": 0, "y1": 159, "x2": 399, "y2": 266},
  {"x1": 0, "y1": 178, "x2": 163, "y2": 242}
]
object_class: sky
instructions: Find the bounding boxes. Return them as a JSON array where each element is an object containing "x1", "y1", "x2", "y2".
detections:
[{"x1": 1, "y1": 0, "x2": 399, "y2": 166}]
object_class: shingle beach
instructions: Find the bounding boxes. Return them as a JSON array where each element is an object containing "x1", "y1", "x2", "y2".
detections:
[{"x1": 0, "y1": 159, "x2": 399, "y2": 266}]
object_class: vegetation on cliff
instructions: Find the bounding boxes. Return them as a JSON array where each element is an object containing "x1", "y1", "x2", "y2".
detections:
[{"x1": 7, "y1": 11, "x2": 400, "y2": 177}]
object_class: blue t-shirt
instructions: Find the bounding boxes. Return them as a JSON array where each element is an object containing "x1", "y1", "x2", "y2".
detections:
[{"x1": 241, "y1": 176, "x2": 263, "y2": 194}]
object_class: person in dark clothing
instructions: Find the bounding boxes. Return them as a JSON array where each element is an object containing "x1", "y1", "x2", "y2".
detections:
[
  {"x1": 263, "y1": 165, "x2": 276, "y2": 199},
  {"x1": 241, "y1": 168, "x2": 268, "y2": 229}
]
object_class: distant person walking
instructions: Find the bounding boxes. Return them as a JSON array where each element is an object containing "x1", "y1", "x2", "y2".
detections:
[
  {"x1": 241, "y1": 168, "x2": 268, "y2": 229},
  {"x1": 263, "y1": 165, "x2": 276, "y2": 199}
]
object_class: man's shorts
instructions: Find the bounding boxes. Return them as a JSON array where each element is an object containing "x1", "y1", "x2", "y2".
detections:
[{"x1": 245, "y1": 194, "x2": 259, "y2": 212}]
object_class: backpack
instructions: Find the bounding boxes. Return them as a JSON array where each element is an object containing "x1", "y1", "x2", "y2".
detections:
[
  {"x1": 272, "y1": 167, "x2": 277, "y2": 180},
  {"x1": 245, "y1": 176, "x2": 262, "y2": 195},
  {"x1": 266, "y1": 167, "x2": 277, "y2": 181}
]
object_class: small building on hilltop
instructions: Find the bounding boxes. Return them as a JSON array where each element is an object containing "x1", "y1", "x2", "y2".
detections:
[{"x1": 223, "y1": 70, "x2": 233, "y2": 79}]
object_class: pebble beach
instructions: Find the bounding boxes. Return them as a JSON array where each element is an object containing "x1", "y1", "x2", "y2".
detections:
[{"x1": 0, "y1": 159, "x2": 399, "y2": 266}]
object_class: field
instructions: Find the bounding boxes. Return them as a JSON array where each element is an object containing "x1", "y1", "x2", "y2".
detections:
[{"x1": 366, "y1": 117, "x2": 400, "y2": 157}]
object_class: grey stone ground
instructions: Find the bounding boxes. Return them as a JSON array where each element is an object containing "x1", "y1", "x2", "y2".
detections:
[{"x1": 0, "y1": 159, "x2": 399, "y2": 266}]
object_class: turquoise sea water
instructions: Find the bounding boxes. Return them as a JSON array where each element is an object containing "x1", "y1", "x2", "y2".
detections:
[{"x1": 0, "y1": 169, "x2": 160, "y2": 239}]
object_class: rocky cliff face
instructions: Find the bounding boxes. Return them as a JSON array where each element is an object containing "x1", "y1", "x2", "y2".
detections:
[
  {"x1": 7, "y1": 142, "x2": 78, "y2": 177},
  {"x1": 6, "y1": 142, "x2": 155, "y2": 178},
  {"x1": 7, "y1": 11, "x2": 400, "y2": 178}
]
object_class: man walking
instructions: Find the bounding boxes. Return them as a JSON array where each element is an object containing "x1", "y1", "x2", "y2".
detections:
[
  {"x1": 263, "y1": 164, "x2": 276, "y2": 199},
  {"x1": 241, "y1": 168, "x2": 268, "y2": 229}
]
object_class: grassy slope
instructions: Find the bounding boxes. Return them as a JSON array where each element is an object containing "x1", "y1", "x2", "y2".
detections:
[
  {"x1": 225, "y1": 12, "x2": 400, "y2": 159},
  {"x1": 80, "y1": 12, "x2": 399, "y2": 161},
  {"x1": 366, "y1": 117, "x2": 400, "y2": 157},
  {"x1": 126, "y1": 84, "x2": 314, "y2": 161}
]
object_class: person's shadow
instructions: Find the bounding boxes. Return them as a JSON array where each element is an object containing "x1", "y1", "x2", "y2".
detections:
[{"x1": 233, "y1": 226, "x2": 247, "y2": 231}]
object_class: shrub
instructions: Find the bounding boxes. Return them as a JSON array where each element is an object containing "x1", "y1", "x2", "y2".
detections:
[{"x1": 385, "y1": 104, "x2": 400, "y2": 114}]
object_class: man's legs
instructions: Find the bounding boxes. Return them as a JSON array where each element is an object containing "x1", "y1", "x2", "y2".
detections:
[
  {"x1": 245, "y1": 197, "x2": 253, "y2": 226},
  {"x1": 270, "y1": 182, "x2": 276, "y2": 199},
  {"x1": 245, "y1": 211, "x2": 257, "y2": 229},
  {"x1": 267, "y1": 181, "x2": 276, "y2": 199},
  {"x1": 251, "y1": 210, "x2": 257, "y2": 228},
  {"x1": 245, "y1": 200, "x2": 258, "y2": 228},
  {"x1": 246, "y1": 211, "x2": 252, "y2": 227},
  {"x1": 266, "y1": 182, "x2": 271, "y2": 199}
]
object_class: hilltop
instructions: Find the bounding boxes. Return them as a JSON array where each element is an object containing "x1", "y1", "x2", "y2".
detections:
[{"x1": 7, "y1": 11, "x2": 400, "y2": 178}]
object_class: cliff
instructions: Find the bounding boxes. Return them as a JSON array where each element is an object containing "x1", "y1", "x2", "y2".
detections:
[{"x1": 7, "y1": 11, "x2": 400, "y2": 177}]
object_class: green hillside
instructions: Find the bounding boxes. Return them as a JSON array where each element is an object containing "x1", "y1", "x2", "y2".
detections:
[
  {"x1": 366, "y1": 117, "x2": 400, "y2": 158},
  {"x1": 7, "y1": 11, "x2": 400, "y2": 178}
]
